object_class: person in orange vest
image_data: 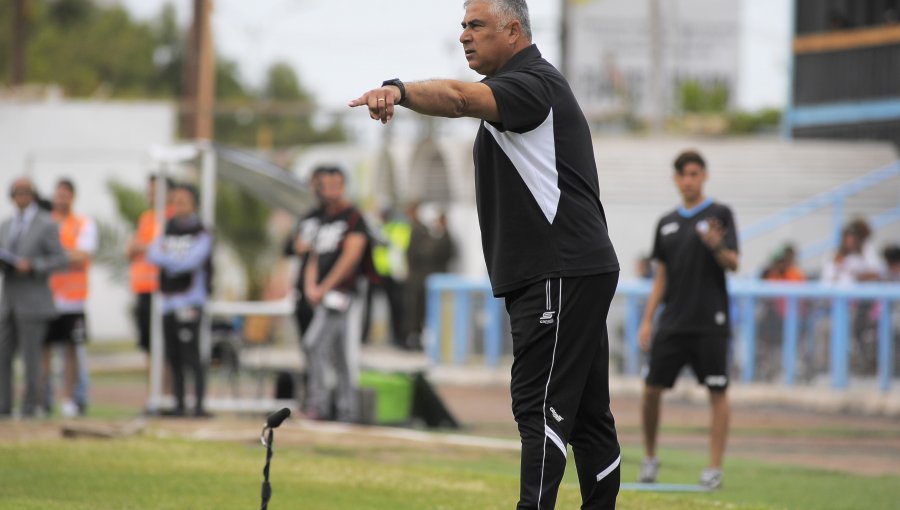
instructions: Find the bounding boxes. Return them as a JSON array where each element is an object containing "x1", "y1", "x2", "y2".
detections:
[
  {"x1": 125, "y1": 174, "x2": 174, "y2": 409},
  {"x1": 42, "y1": 179, "x2": 98, "y2": 417}
]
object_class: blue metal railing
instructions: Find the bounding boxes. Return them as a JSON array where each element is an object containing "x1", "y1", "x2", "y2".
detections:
[
  {"x1": 618, "y1": 279, "x2": 900, "y2": 392},
  {"x1": 424, "y1": 274, "x2": 504, "y2": 368},
  {"x1": 738, "y1": 161, "x2": 900, "y2": 261},
  {"x1": 424, "y1": 274, "x2": 900, "y2": 393}
]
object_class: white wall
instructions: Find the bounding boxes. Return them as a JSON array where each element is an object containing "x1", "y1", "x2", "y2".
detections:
[{"x1": 0, "y1": 100, "x2": 176, "y2": 341}]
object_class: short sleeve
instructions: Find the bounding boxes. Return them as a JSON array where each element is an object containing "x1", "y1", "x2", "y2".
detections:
[
  {"x1": 650, "y1": 221, "x2": 666, "y2": 263},
  {"x1": 347, "y1": 211, "x2": 368, "y2": 237},
  {"x1": 77, "y1": 219, "x2": 99, "y2": 254},
  {"x1": 483, "y1": 70, "x2": 552, "y2": 133}
]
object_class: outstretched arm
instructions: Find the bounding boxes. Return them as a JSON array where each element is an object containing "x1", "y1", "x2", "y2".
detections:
[{"x1": 349, "y1": 80, "x2": 500, "y2": 124}]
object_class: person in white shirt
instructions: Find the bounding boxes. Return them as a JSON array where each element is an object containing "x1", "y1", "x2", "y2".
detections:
[
  {"x1": 821, "y1": 219, "x2": 882, "y2": 285},
  {"x1": 42, "y1": 179, "x2": 98, "y2": 417}
]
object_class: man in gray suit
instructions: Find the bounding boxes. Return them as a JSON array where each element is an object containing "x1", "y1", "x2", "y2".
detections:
[{"x1": 0, "y1": 177, "x2": 68, "y2": 418}]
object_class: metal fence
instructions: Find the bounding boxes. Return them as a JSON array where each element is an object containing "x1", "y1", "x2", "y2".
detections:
[{"x1": 425, "y1": 274, "x2": 900, "y2": 393}]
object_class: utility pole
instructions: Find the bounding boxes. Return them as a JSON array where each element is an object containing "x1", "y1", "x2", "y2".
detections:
[
  {"x1": 559, "y1": 0, "x2": 570, "y2": 78},
  {"x1": 186, "y1": 0, "x2": 216, "y2": 140},
  {"x1": 11, "y1": 0, "x2": 27, "y2": 86},
  {"x1": 648, "y1": 0, "x2": 665, "y2": 133}
]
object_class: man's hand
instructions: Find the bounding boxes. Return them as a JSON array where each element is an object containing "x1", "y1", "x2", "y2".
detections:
[
  {"x1": 698, "y1": 217, "x2": 727, "y2": 251},
  {"x1": 16, "y1": 258, "x2": 31, "y2": 274},
  {"x1": 349, "y1": 85, "x2": 402, "y2": 124},
  {"x1": 293, "y1": 236, "x2": 311, "y2": 256},
  {"x1": 698, "y1": 217, "x2": 739, "y2": 271},
  {"x1": 126, "y1": 239, "x2": 148, "y2": 259},
  {"x1": 305, "y1": 285, "x2": 324, "y2": 307},
  {"x1": 638, "y1": 319, "x2": 653, "y2": 353}
]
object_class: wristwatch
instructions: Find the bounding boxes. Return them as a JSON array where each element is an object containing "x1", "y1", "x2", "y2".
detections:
[{"x1": 382, "y1": 78, "x2": 407, "y2": 105}]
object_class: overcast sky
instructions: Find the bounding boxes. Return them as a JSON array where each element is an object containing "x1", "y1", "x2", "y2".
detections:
[{"x1": 118, "y1": 0, "x2": 789, "y2": 109}]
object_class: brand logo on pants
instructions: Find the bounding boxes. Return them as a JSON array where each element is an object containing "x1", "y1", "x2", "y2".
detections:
[
  {"x1": 539, "y1": 311, "x2": 556, "y2": 324},
  {"x1": 550, "y1": 406, "x2": 564, "y2": 422}
]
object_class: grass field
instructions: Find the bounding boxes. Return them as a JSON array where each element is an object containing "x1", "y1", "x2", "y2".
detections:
[{"x1": 2, "y1": 422, "x2": 898, "y2": 510}]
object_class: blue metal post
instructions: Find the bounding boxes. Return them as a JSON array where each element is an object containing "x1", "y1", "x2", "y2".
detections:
[
  {"x1": 624, "y1": 296, "x2": 640, "y2": 376},
  {"x1": 830, "y1": 297, "x2": 849, "y2": 389},
  {"x1": 452, "y1": 289, "x2": 471, "y2": 366},
  {"x1": 484, "y1": 295, "x2": 503, "y2": 369},
  {"x1": 741, "y1": 296, "x2": 757, "y2": 382},
  {"x1": 425, "y1": 284, "x2": 443, "y2": 364},
  {"x1": 782, "y1": 297, "x2": 799, "y2": 386},
  {"x1": 878, "y1": 298, "x2": 893, "y2": 393}
]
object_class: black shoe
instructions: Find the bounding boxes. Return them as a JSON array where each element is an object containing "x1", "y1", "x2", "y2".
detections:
[
  {"x1": 161, "y1": 408, "x2": 186, "y2": 417},
  {"x1": 194, "y1": 409, "x2": 213, "y2": 419}
]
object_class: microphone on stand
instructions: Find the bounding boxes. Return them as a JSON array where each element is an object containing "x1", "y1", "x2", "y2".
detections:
[
  {"x1": 260, "y1": 408, "x2": 291, "y2": 447},
  {"x1": 259, "y1": 408, "x2": 291, "y2": 510},
  {"x1": 266, "y1": 408, "x2": 291, "y2": 429}
]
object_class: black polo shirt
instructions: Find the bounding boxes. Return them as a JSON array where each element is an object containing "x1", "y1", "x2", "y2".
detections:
[
  {"x1": 284, "y1": 206, "x2": 325, "y2": 293},
  {"x1": 650, "y1": 199, "x2": 738, "y2": 333},
  {"x1": 311, "y1": 205, "x2": 368, "y2": 294},
  {"x1": 474, "y1": 44, "x2": 619, "y2": 296}
]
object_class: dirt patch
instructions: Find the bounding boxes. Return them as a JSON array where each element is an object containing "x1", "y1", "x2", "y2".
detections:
[{"x1": 436, "y1": 384, "x2": 900, "y2": 477}]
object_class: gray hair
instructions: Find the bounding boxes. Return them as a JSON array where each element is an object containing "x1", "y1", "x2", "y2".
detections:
[{"x1": 464, "y1": 0, "x2": 532, "y2": 41}]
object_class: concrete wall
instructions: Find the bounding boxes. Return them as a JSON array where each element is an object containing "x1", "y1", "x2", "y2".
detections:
[
  {"x1": 295, "y1": 135, "x2": 899, "y2": 284},
  {"x1": 0, "y1": 100, "x2": 176, "y2": 341}
]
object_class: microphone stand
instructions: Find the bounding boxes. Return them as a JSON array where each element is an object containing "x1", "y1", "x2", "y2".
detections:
[
  {"x1": 260, "y1": 426, "x2": 275, "y2": 510},
  {"x1": 259, "y1": 408, "x2": 290, "y2": 510}
]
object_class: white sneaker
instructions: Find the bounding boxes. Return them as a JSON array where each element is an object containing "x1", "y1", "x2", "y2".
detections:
[
  {"x1": 699, "y1": 468, "x2": 723, "y2": 489},
  {"x1": 638, "y1": 457, "x2": 660, "y2": 483},
  {"x1": 61, "y1": 400, "x2": 79, "y2": 418}
]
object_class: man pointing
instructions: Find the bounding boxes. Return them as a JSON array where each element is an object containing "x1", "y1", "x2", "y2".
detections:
[{"x1": 351, "y1": 1, "x2": 620, "y2": 508}]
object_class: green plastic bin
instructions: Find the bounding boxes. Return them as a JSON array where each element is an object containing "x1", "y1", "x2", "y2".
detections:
[{"x1": 358, "y1": 370, "x2": 414, "y2": 425}]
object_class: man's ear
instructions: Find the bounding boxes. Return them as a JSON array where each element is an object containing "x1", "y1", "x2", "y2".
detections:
[{"x1": 507, "y1": 19, "x2": 522, "y2": 42}]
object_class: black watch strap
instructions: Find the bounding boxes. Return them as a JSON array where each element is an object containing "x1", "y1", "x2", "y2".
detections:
[{"x1": 382, "y1": 78, "x2": 407, "y2": 105}]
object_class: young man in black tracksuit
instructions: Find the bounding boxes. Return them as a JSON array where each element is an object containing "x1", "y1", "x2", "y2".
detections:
[
  {"x1": 351, "y1": 1, "x2": 620, "y2": 507},
  {"x1": 638, "y1": 150, "x2": 740, "y2": 489}
]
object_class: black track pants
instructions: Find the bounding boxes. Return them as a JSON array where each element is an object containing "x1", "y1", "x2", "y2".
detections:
[{"x1": 507, "y1": 273, "x2": 620, "y2": 510}]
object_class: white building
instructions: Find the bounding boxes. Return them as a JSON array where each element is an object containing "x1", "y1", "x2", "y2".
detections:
[
  {"x1": 566, "y1": 0, "x2": 790, "y2": 120},
  {"x1": 0, "y1": 98, "x2": 176, "y2": 340}
]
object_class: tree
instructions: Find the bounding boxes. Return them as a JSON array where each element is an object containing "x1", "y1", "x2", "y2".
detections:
[
  {"x1": 214, "y1": 61, "x2": 346, "y2": 148},
  {"x1": 91, "y1": 179, "x2": 150, "y2": 282},
  {"x1": 678, "y1": 79, "x2": 730, "y2": 114},
  {"x1": 264, "y1": 62, "x2": 308, "y2": 102},
  {"x1": 1, "y1": 1, "x2": 345, "y2": 147},
  {"x1": 214, "y1": 179, "x2": 274, "y2": 300}
]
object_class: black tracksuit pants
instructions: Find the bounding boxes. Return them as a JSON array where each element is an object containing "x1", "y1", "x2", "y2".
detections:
[{"x1": 506, "y1": 273, "x2": 620, "y2": 510}]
